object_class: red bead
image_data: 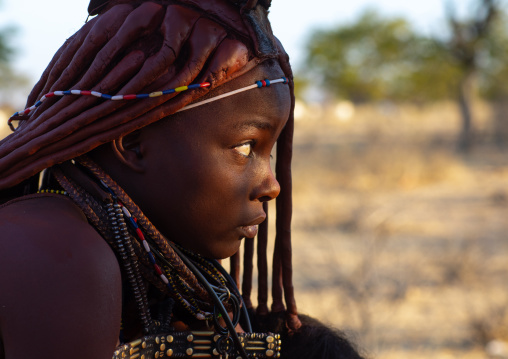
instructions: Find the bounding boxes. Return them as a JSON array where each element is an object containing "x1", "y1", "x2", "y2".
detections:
[
  {"x1": 154, "y1": 264, "x2": 163, "y2": 275},
  {"x1": 200, "y1": 82, "x2": 211, "y2": 88},
  {"x1": 261, "y1": 80, "x2": 266, "y2": 87},
  {"x1": 136, "y1": 228, "x2": 145, "y2": 241},
  {"x1": 123, "y1": 94, "x2": 137, "y2": 100},
  {"x1": 45, "y1": 92, "x2": 55, "y2": 98},
  {"x1": 23, "y1": 109, "x2": 31, "y2": 114},
  {"x1": 81, "y1": 91, "x2": 92, "y2": 96}
]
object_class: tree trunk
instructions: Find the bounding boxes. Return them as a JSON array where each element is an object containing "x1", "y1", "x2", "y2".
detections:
[
  {"x1": 492, "y1": 100, "x2": 508, "y2": 148},
  {"x1": 457, "y1": 72, "x2": 475, "y2": 152}
]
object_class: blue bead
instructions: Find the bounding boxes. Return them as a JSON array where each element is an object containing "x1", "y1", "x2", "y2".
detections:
[
  {"x1": 137, "y1": 94, "x2": 149, "y2": 99},
  {"x1": 63, "y1": 91, "x2": 72, "y2": 95},
  {"x1": 127, "y1": 216, "x2": 138, "y2": 229},
  {"x1": 188, "y1": 84, "x2": 200, "y2": 89},
  {"x1": 148, "y1": 252, "x2": 156, "y2": 264},
  {"x1": 35, "y1": 101, "x2": 43, "y2": 107},
  {"x1": 101, "y1": 94, "x2": 112, "y2": 99},
  {"x1": 256, "y1": 81, "x2": 263, "y2": 88},
  {"x1": 163, "y1": 89, "x2": 175, "y2": 94},
  {"x1": 265, "y1": 79, "x2": 271, "y2": 86}
]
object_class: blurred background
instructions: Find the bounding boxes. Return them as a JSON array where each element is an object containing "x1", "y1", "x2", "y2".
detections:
[{"x1": 2, "y1": 1, "x2": 508, "y2": 358}]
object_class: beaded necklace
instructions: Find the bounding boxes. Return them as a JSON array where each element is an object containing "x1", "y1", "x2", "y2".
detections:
[
  {"x1": 99, "y1": 179, "x2": 217, "y2": 322},
  {"x1": 37, "y1": 188, "x2": 68, "y2": 196}
]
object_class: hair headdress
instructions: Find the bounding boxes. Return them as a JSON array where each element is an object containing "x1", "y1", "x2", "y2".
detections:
[{"x1": 0, "y1": 0, "x2": 300, "y2": 331}]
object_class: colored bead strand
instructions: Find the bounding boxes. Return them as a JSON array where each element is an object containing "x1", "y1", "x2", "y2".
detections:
[
  {"x1": 38, "y1": 189, "x2": 68, "y2": 196},
  {"x1": 113, "y1": 193, "x2": 211, "y2": 321},
  {"x1": 10, "y1": 82, "x2": 211, "y2": 118},
  {"x1": 9, "y1": 78, "x2": 289, "y2": 132},
  {"x1": 117, "y1": 198, "x2": 172, "y2": 287},
  {"x1": 97, "y1": 179, "x2": 230, "y2": 323}
]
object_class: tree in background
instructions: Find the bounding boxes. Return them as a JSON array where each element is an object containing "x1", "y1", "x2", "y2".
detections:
[
  {"x1": 303, "y1": 1, "x2": 508, "y2": 152},
  {"x1": 444, "y1": 0, "x2": 499, "y2": 151},
  {"x1": 0, "y1": 0, "x2": 15, "y2": 86},
  {"x1": 0, "y1": 27, "x2": 22, "y2": 91},
  {"x1": 473, "y1": 4, "x2": 508, "y2": 147},
  {"x1": 303, "y1": 10, "x2": 460, "y2": 104},
  {"x1": 0, "y1": 0, "x2": 28, "y2": 110}
]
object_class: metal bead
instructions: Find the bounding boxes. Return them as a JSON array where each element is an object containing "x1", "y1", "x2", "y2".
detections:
[
  {"x1": 266, "y1": 350, "x2": 274, "y2": 357},
  {"x1": 186, "y1": 348, "x2": 193, "y2": 356},
  {"x1": 160, "y1": 344, "x2": 166, "y2": 351},
  {"x1": 166, "y1": 349, "x2": 173, "y2": 357},
  {"x1": 167, "y1": 335, "x2": 174, "y2": 343},
  {"x1": 266, "y1": 336, "x2": 275, "y2": 343},
  {"x1": 187, "y1": 334, "x2": 194, "y2": 342}
]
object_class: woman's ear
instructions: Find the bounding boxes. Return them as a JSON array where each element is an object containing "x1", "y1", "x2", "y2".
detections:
[{"x1": 111, "y1": 130, "x2": 145, "y2": 173}]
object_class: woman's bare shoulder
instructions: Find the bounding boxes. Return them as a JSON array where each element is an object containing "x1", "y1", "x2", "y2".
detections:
[
  {"x1": 0, "y1": 193, "x2": 113, "y2": 264},
  {"x1": 0, "y1": 194, "x2": 122, "y2": 359}
]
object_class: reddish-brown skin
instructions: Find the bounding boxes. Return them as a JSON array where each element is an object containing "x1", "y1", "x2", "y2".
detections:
[
  {"x1": 0, "y1": 62, "x2": 289, "y2": 359},
  {"x1": 0, "y1": 194, "x2": 122, "y2": 359}
]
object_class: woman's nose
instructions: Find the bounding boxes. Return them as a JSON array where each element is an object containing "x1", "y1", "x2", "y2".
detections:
[{"x1": 251, "y1": 164, "x2": 281, "y2": 202}]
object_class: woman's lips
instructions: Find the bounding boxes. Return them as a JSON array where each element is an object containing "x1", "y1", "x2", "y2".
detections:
[
  {"x1": 238, "y1": 214, "x2": 266, "y2": 239},
  {"x1": 239, "y1": 224, "x2": 259, "y2": 239}
]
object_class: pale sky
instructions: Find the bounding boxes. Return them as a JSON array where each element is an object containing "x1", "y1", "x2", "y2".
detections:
[{"x1": 0, "y1": 0, "x2": 471, "y2": 88}]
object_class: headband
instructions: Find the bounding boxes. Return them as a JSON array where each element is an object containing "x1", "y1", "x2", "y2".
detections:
[{"x1": 8, "y1": 77, "x2": 289, "y2": 130}]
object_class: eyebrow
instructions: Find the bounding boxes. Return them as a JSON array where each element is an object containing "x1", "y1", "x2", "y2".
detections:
[{"x1": 233, "y1": 119, "x2": 274, "y2": 131}]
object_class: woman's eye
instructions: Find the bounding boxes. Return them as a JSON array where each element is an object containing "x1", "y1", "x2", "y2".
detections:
[{"x1": 234, "y1": 142, "x2": 252, "y2": 157}]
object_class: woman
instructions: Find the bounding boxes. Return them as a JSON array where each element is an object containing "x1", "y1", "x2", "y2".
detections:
[{"x1": 0, "y1": 1, "x2": 365, "y2": 358}]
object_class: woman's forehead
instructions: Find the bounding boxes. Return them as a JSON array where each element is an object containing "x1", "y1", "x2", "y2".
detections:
[
  {"x1": 196, "y1": 71, "x2": 290, "y2": 121},
  {"x1": 155, "y1": 69, "x2": 290, "y2": 136},
  {"x1": 202, "y1": 60, "x2": 285, "y2": 100}
]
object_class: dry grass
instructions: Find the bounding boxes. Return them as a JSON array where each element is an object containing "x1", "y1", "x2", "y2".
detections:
[{"x1": 288, "y1": 100, "x2": 508, "y2": 358}]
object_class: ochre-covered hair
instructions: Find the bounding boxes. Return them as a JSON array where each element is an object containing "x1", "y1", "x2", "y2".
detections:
[{"x1": 0, "y1": 0, "x2": 299, "y2": 330}]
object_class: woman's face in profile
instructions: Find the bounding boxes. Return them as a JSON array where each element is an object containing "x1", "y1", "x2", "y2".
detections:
[{"x1": 138, "y1": 62, "x2": 291, "y2": 259}]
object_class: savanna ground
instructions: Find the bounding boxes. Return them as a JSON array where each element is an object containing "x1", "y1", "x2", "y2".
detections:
[
  {"x1": 1, "y1": 100, "x2": 508, "y2": 359},
  {"x1": 288, "y1": 101, "x2": 508, "y2": 359}
]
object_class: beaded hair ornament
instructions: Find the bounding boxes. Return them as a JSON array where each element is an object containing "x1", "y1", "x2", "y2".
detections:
[{"x1": 8, "y1": 78, "x2": 289, "y2": 131}]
